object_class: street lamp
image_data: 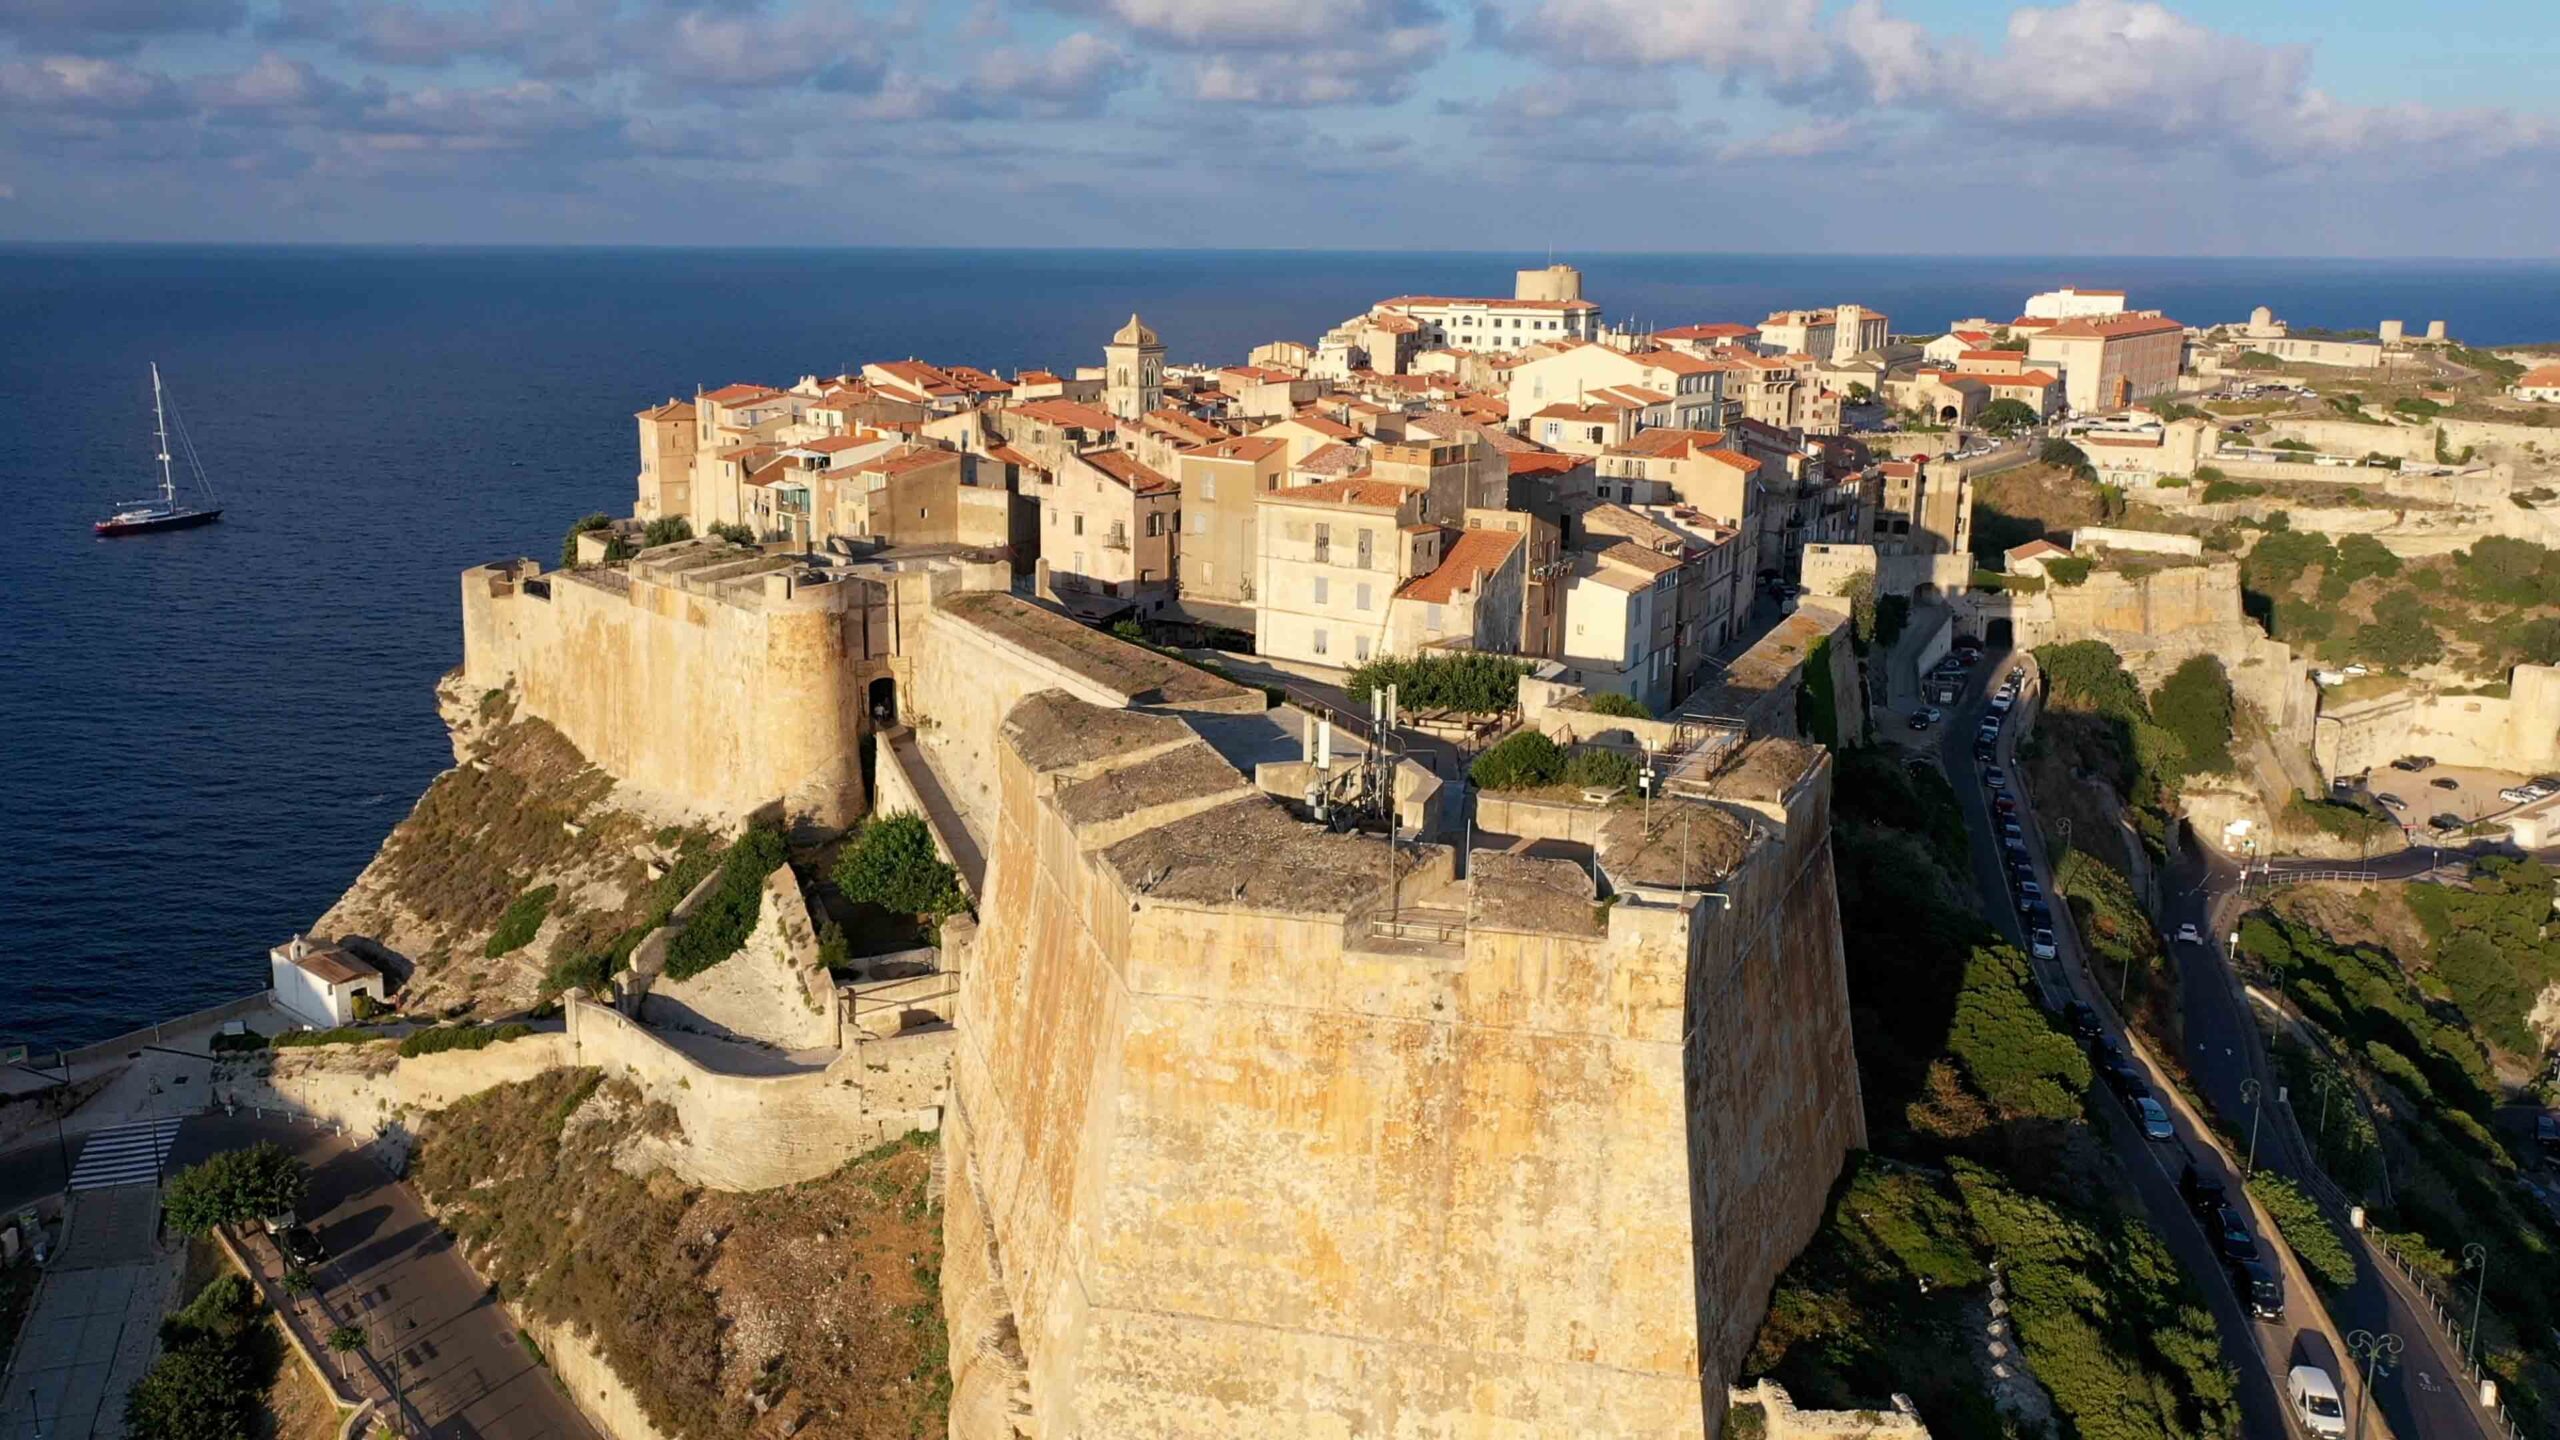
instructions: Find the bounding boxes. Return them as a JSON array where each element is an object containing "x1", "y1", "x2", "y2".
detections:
[
  {"x1": 2463, "y1": 1242, "x2": 2489, "y2": 1375},
  {"x1": 2347, "y1": 1329, "x2": 2401, "y2": 1440},
  {"x1": 2313, "y1": 1069, "x2": 2340, "y2": 1152},
  {"x1": 2241, "y1": 1077, "x2": 2264, "y2": 1178}
]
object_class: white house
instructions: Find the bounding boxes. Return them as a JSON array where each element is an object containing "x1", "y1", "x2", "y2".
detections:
[{"x1": 269, "y1": 934, "x2": 386, "y2": 1027}]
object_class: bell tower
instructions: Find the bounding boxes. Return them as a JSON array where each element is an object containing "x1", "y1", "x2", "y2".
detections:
[{"x1": 1105, "y1": 313, "x2": 1164, "y2": 421}]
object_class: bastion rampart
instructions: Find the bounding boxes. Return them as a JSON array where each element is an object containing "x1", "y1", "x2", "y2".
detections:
[{"x1": 940, "y1": 689, "x2": 1863, "y2": 1440}]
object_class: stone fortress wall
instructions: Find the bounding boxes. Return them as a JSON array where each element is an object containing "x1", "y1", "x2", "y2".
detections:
[{"x1": 939, "y1": 678, "x2": 1863, "y2": 1440}]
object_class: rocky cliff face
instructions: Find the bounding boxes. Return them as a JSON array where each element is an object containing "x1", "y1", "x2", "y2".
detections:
[{"x1": 311, "y1": 672, "x2": 711, "y2": 1017}]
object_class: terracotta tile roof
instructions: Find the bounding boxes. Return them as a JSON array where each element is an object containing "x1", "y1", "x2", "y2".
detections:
[
  {"x1": 860, "y1": 445, "x2": 957, "y2": 477},
  {"x1": 1144, "y1": 408, "x2": 1227, "y2": 444},
  {"x1": 1014, "y1": 369, "x2": 1064, "y2": 385},
  {"x1": 702, "y1": 383, "x2": 785, "y2": 407},
  {"x1": 1083, "y1": 449, "x2": 1176, "y2": 495},
  {"x1": 941, "y1": 364, "x2": 1013, "y2": 394},
  {"x1": 1012, "y1": 398, "x2": 1118, "y2": 431},
  {"x1": 1265, "y1": 478, "x2": 1413, "y2": 510},
  {"x1": 1221, "y1": 365, "x2": 1299, "y2": 384},
  {"x1": 1984, "y1": 370, "x2": 2060, "y2": 388},
  {"x1": 1396, "y1": 526, "x2": 1524, "y2": 603},
  {"x1": 1610, "y1": 427, "x2": 1727, "y2": 458},
  {"x1": 636, "y1": 399, "x2": 696, "y2": 420},
  {"x1": 1294, "y1": 441, "x2": 1369, "y2": 477},
  {"x1": 2515, "y1": 364, "x2": 2560, "y2": 388},
  {"x1": 1656, "y1": 322, "x2": 1754, "y2": 341},
  {"x1": 1637, "y1": 349, "x2": 1724, "y2": 376},
  {"x1": 2033, "y1": 314, "x2": 2185, "y2": 340},
  {"x1": 986, "y1": 444, "x2": 1039, "y2": 468},
  {"x1": 1507, "y1": 450, "x2": 1585, "y2": 477},
  {"x1": 1377, "y1": 294, "x2": 1600, "y2": 312},
  {"x1": 1276, "y1": 411, "x2": 1359, "y2": 439},
  {"x1": 794, "y1": 434, "x2": 879, "y2": 454},
  {"x1": 1191, "y1": 435, "x2": 1286, "y2": 463},
  {"x1": 2007, "y1": 539, "x2": 2070, "y2": 561},
  {"x1": 1532, "y1": 402, "x2": 1632, "y2": 422}
]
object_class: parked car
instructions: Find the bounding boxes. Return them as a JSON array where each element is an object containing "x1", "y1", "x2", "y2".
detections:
[
  {"x1": 1974, "y1": 741, "x2": 1997, "y2": 763},
  {"x1": 1993, "y1": 796, "x2": 2019, "y2": 816},
  {"x1": 1984, "y1": 768, "x2": 2008, "y2": 790},
  {"x1": 2431, "y1": 776, "x2": 2461, "y2": 791},
  {"x1": 2432, "y1": 812, "x2": 2465, "y2": 831},
  {"x1": 2001, "y1": 820, "x2": 2024, "y2": 841},
  {"x1": 2174, "y1": 922, "x2": 2202, "y2": 945},
  {"x1": 2022, "y1": 899, "x2": 2053, "y2": 927},
  {"x1": 2135, "y1": 1096, "x2": 2176, "y2": 1141},
  {"x1": 2227, "y1": 1256, "x2": 2284, "y2": 1321},
  {"x1": 2392, "y1": 755, "x2": 2435, "y2": 772},
  {"x1": 2213, "y1": 1205, "x2": 2259, "y2": 1263},
  {"x1": 2377, "y1": 792, "x2": 2408, "y2": 812},
  {"x1": 2015, "y1": 881, "x2": 2042, "y2": 912},
  {"x1": 1908, "y1": 711, "x2": 1933, "y2": 731},
  {"x1": 2030, "y1": 927, "x2": 2058, "y2": 960},
  {"x1": 2178, "y1": 1163, "x2": 2227, "y2": 1219},
  {"x1": 2501, "y1": 786, "x2": 2539, "y2": 804},
  {"x1": 2289, "y1": 1367, "x2": 2348, "y2": 1439},
  {"x1": 2065, "y1": 1001, "x2": 2102, "y2": 1041},
  {"x1": 277, "y1": 1224, "x2": 327, "y2": 1270},
  {"x1": 2103, "y1": 1059, "x2": 2150, "y2": 1101}
]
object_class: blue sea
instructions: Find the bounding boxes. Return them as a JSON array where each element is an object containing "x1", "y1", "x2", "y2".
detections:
[{"x1": 4, "y1": 246, "x2": 2557, "y2": 1051}]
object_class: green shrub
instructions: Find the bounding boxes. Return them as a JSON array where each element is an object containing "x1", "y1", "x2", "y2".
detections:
[
  {"x1": 209, "y1": 1031, "x2": 269, "y2": 1054},
  {"x1": 1470, "y1": 730, "x2": 1564, "y2": 790},
  {"x1": 1585, "y1": 692, "x2": 1650, "y2": 719},
  {"x1": 2151, "y1": 656, "x2": 2234, "y2": 773},
  {"x1": 125, "y1": 1326, "x2": 258, "y2": 1440},
  {"x1": 398, "y1": 1023, "x2": 534, "y2": 1059},
  {"x1": 2248, "y1": 1174, "x2": 2357, "y2": 1290},
  {"x1": 641, "y1": 516, "x2": 693, "y2": 547},
  {"x1": 834, "y1": 814, "x2": 969, "y2": 923},
  {"x1": 1560, "y1": 748, "x2": 1639, "y2": 792},
  {"x1": 1948, "y1": 946, "x2": 2090, "y2": 1121},
  {"x1": 708, "y1": 521, "x2": 757, "y2": 545},
  {"x1": 561, "y1": 513, "x2": 613, "y2": 568},
  {"x1": 485, "y1": 883, "x2": 557, "y2": 957},
  {"x1": 1345, "y1": 652, "x2": 1532, "y2": 715},
  {"x1": 542, "y1": 950, "x2": 612, "y2": 998},
  {"x1": 662, "y1": 828, "x2": 789, "y2": 981},
  {"x1": 1798, "y1": 635, "x2": 1838, "y2": 747},
  {"x1": 2201, "y1": 479, "x2": 2265, "y2": 504},
  {"x1": 2041, "y1": 556, "x2": 2094, "y2": 586},
  {"x1": 271, "y1": 1026, "x2": 372, "y2": 1049}
]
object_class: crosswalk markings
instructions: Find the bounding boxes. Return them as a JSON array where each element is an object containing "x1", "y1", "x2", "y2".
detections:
[{"x1": 68, "y1": 1118, "x2": 183, "y2": 1190}]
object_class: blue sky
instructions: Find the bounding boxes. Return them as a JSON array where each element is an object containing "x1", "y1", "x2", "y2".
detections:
[{"x1": 2, "y1": 0, "x2": 2554, "y2": 254}]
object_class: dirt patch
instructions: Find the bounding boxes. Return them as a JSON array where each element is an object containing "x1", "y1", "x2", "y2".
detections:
[
  {"x1": 2270, "y1": 883, "x2": 2432, "y2": 972},
  {"x1": 411, "y1": 1070, "x2": 946, "y2": 1440}
]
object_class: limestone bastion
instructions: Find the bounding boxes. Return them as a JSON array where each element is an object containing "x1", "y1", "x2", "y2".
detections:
[{"x1": 450, "y1": 537, "x2": 1864, "y2": 1440}]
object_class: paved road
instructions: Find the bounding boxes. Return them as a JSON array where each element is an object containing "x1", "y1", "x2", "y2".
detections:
[
  {"x1": 1931, "y1": 646, "x2": 2307, "y2": 1440},
  {"x1": 169, "y1": 1114, "x2": 603, "y2": 1440},
  {"x1": 2172, "y1": 842, "x2": 2516, "y2": 1440},
  {"x1": 0, "y1": 1186, "x2": 175, "y2": 1440}
]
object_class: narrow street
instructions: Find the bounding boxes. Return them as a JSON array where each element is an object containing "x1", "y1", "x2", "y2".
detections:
[{"x1": 1927, "y1": 645, "x2": 2362, "y2": 1440}]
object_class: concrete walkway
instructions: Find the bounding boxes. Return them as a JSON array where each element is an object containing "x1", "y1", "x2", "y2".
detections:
[
  {"x1": 0, "y1": 1186, "x2": 178, "y2": 1440},
  {"x1": 887, "y1": 729, "x2": 986, "y2": 895}
]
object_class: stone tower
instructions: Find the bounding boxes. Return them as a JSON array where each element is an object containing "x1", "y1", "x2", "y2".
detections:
[{"x1": 1105, "y1": 313, "x2": 1164, "y2": 421}]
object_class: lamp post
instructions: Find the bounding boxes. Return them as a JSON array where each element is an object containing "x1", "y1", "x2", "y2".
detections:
[
  {"x1": 2241, "y1": 1077, "x2": 2263, "y2": 1178},
  {"x1": 2314, "y1": 1068, "x2": 2339, "y2": 1151},
  {"x1": 2347, "y1": 1329, "x2": 2401, "y2": 1440},
  {"x1": 2463, "y1": 1242, "x2": 2489, "y2": 1375}
]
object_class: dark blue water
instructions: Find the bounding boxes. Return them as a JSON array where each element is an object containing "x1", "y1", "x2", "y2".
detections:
[{"x1": 4, "y1": 246, "x2": 2557, "y2": 1050}]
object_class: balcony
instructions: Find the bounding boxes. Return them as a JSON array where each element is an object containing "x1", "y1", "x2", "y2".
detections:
[{"x1": 1104, "y1": 528, "x2": 1130, "y2": 551}]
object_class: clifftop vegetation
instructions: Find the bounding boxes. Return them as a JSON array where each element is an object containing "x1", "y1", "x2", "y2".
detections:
[
  {"x1": 413, "y1": 1068, "x2": 947, "y2": 1440},
  {"x1": 2243, "y1": 530, "x2": 2560, "y2": 677},
  {"x1": 1747, "y1": 746, "x2": 2238, "y2": 1437}
]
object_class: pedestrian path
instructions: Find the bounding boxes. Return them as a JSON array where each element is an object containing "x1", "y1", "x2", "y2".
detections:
[{"x1": 68, "y1": 1117, "x2": 182, "y2": 1190}]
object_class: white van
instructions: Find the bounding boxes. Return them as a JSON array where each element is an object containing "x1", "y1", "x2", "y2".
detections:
[{"x1": 2289, "y1": 1366, "x2": 2347, "y2": 1438}]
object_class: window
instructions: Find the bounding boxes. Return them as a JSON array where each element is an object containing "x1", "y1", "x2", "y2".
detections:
[
  {"x1": 1356, "y1": 530, "x2": 1373, "y2": 569},
  {"x1": 1355, "y1": 582, "x2": 1372, "y2": 611},
  {"x1": 1073, "y1": 515, "x2": 1085, "y2": 536},
  {"x1": 1187, "y1": 511, "x2": 1205, "y2": 535},
  {"x1": 1313, "y1": 522, "x2": 1330, "y2": 563},
  {"x1": 1313, "y1": 576, "x2": 1330, "y2": 604},
  {"x1": 1313, "y1": 628, "x2": 1329, "y2": 656},
  {"x1": 1355, "y1": 635, "x2": 1371, "y2": 661},
  {"x1": 1199, "y1": 475, "x2": 1216, "y2": 500},
  {"x1": 1426, "y1": 603, "x2": 1443, "y2": 631}
]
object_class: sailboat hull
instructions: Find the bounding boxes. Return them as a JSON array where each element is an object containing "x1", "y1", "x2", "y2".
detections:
[{"x1": 95, "y1": 507, "x2": 222, "y2": 537}]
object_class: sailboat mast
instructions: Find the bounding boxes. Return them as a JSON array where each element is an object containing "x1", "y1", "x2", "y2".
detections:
[{"x1": 152, "y1": 362, "x2": 176, "y2": 507}]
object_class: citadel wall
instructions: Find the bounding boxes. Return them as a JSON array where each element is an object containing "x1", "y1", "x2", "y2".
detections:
[
  {"x1": 2312, "y1": 663, "x2": 2560, "y2": 778},
  {"x1": 2001, "y1": 561, "x2": 2316, "y2": 735},
  {"x1": 941, "y1": 691, "x2": 1862, "y2": 1439},
  {"x1": 458, "y1": 545, "x2": 890, "y2": 828}
]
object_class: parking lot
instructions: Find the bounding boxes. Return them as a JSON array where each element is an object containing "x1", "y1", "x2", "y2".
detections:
[{"x1": 2349, "y1": 758, "x2": 2552, "y2": 834}]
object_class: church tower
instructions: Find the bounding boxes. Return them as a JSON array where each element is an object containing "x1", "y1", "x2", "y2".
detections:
[{"x1": 1104, "y1": 313, "x2": 1164, "y2": 421}]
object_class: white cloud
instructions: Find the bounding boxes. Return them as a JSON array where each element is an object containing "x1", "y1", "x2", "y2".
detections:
[
  {"x1": 1492, "y1": 0, "x2": 1831, "y2": 82},
  {"x1": 972, "y1": 32, "x2": 1141, "y2": 111},
  {"x1": 1719, "y1": 119, "x2": 1859, "y2": 163},
  {"x1": 0, "y1": 55, "x2": 176, "y2": 114},
  {"x1": 1056, "y1": 0, "x2": 1446, "y2": 105}
]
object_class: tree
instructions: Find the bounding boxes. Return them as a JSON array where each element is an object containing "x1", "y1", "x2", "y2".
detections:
[
  {"x1": 707, "y1": 521, "x2": 758, "y2": 545},
  {"x1": 641, "y1": 515, "x2": 694, "y2": 547},
  {"x1": 560, "y1": 513, "x2": 613, "y2": 568},
  {"x1": 328, "y1": 1325, "x2": 368, "y2": 1354},
  {"x1": 162, "y1": 1143, "x2": 310, "y2": 1236},
  {"x1": 2152, "y1": 656, "x2": 2235, "y2": 774},
  {"x1": 1846, "y1": 381, "x2": 1874, "y2": 404},
  {"x1": 2038, "y1": 437, "x2": 2087, "y2": 471},
  {"x1": 1469, "y1": 730, "x2": 1564, "y2": 790},
  {"x1": 1585, "y1": 692, "x2": 1651, "y2": 719},
  {"x1": 1843, "y1": 573, "x2": 1879, "y2": 653},
  {"x1": 124, "y1": 1338, "x2": 256, "y2": 1440},
  {"x1": 833, "y1": 814, "x2": 969, "y2": 922},
  {"x1": 1978, "y1": 398, "x2": 2039, "y2": 436}
]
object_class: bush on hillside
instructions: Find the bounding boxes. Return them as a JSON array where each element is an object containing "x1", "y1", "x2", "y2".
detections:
[
  {"x1": 661, "y1": 827, "x2": 788, "y2": 981},
  {"x1": 398, "y1": 1022, "x2": 534, "y2": 1059},
  {"x1": 2151, "y1": 656, "x2": 2235, "y2": 774},
  {"x1": 485, "y1": 883, "x2": 557, "y2": 957},
  {"x1": 2041, "y1": 556, "x2": 2093, "y2": 586},
  {"x1": 1584, "y1": 692, "x2": 1650, "y2": 719},
  {"x1": 641, "y1": 516, "x2": 694, "y2": 547},
  {"x1": 2248, "y1": 1174, "x2": 2358, "y2": 1290}
]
